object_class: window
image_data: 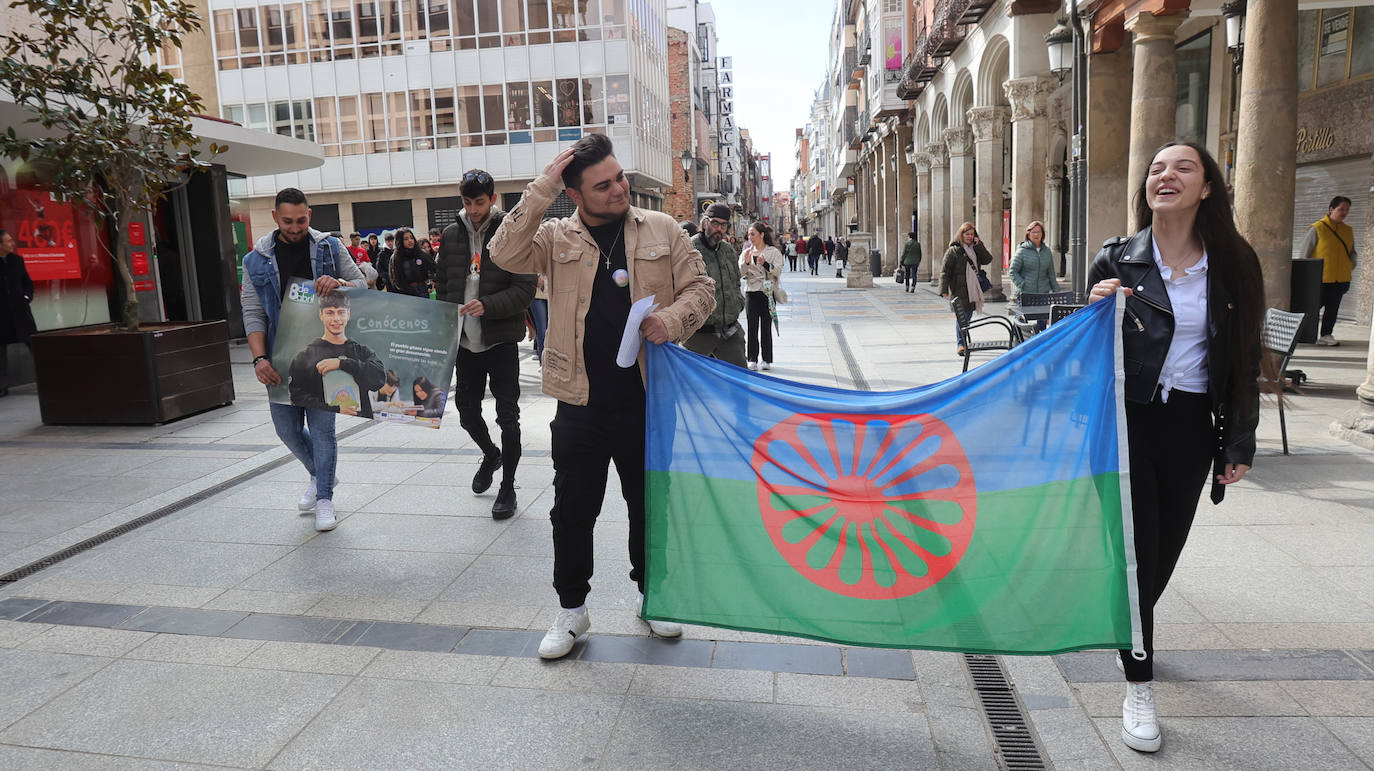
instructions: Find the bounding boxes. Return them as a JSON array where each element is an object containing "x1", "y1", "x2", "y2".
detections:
[
  {"x1": 246, "y1": 103, "x2": 270, "y2": 132},
  {"x1": 527, "y1": 0, "x2": 550, "y2": 43},
  {"x1": 577, "y1": 0, "x2": 600, "y2": 40},
  {"x1": 459, "y1": 85, "x2": 483, "y2": 145},
  {"x1": 283, "y1": 4, "x2": 306, "y2": 64},
  {"x1": 582, "y1": 77, "x2": 605, "y2": 125},
  {"x1": 214, "y1": 10, "x2": 239, "y2": 68},
  {"x1": 331, "y1": 0, "x2": 356, "y2": 57},
  {"x1": 557, "y1": 78, "x2": 581, "y2": 126},
  {"x1": 381, "y1": 0, "x2": 403, "y2": 54},
  {"x1": 388, "y1": 91, "x2": 410, "y2": 150},
  {"x1": 455, "y1": 0, "x2": 477, "y2": 48},
  {"x1": 237, "y1": 8, "x2": 262, "y2": 66},
  {"x1": 222, "y1": 104, "x2": 246, "y2": 124},
  {"x1": 483, "y1": 83, "x2": 506, "y2": 144},
  {"x1": 501, "y1": 0, "x2": 525, "y2": 45},
  {"x1": 434, "y1": 87, "x2": 458, "y2": 146},
  {"x1": 1174, "y1": 31, "x2": 1210, "y2": 144},
  {"x1": 356, "y1": 0, "x2": 380, "y2": 56},
  {"x1": 427, "y1": 0, "x2": 452, "y2": 50},
  {"x1": 338, "y1": 95, "x2": 363, "y2": 154},
  {"x1": 476, "y1": 0, "x2": 500, "y2": 48},
  {"x1": 410, "y1": 89, "x2": 434, "y2": 147},
  {"x1": 602, "y1": 0, "x2": 623, "y2": 38},
  {"x1": 1318, "y1": 10, "x2": 1350, "y2": 87},
  {"x1": 315, "y1": 97, "x2": 339, "y2": 156},
  {"x1": 553, "y1": 0, "x2": 575, "y2": 41},
  {"x1": 507, "y1": 81, "x2": 531, "y2": 142},
  {"x1": 307, "y1": 1, "x2": 332, "y2": 61},
  {"x1": 1353, "y1": 8, "x2": 1374, "y2": 78},
  {"x1": 606, "y1": 74, "x2": 629, "y2": 125},
  {"x1": 363, "y1": 92, "x2": 387, "y2": 152}
]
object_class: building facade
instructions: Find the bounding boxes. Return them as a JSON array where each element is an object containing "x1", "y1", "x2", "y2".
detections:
[{"x1": 208, "y1": 0, "x2": 673, "y2": 235}]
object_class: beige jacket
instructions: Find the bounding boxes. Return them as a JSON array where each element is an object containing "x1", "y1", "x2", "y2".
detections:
[
  {"x1": 488, "y1": 173, "x2": 716, "y2": 405},
  {"x1": 739, "y1": 245, "x2": 782, "y2": 293}
]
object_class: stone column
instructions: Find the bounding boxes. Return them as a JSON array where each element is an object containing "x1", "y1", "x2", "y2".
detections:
[
  {"x1": 1331, "y1": 309, "x2": 1374, "y2": 450},
  {"x1": 969, "y1": 105, "x2": 1010, "y2": 302},
  {"x1": 945, "y1": 127, "x2": 975, "y2": 233},
  {"x1": 894, "y1": 127, "x2": 916, "y2": 277},
  {"x1": 914, "y1": 151, "x2": 933, "y2": 281},
  {"x1": 877, "y1": 133, "x2": 892, "y2": 275},
  {"x1": 1044, "y1": 173, "x2": 1065, "y2": 275},
  {"x1": 1124, "y1": 10, "x2": 1189, "y2": 233},
  {"x1": 1004, "y1": 76, "x2": 1055, "y2": 229},
  {"x1": 1233, "y1": 0, "x2": 1299, "y2": 312},
  {"x1": 1087, "y1": 46, "x2": 1132, "y2": 255},
  {"x1": 927, "y1": 142, "x2": 949, "y2": 283}
]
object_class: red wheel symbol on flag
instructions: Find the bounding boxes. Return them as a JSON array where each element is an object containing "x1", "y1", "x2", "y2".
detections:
[{"x1": 751, "y1": 413, "x2": 977, "y2": 600}]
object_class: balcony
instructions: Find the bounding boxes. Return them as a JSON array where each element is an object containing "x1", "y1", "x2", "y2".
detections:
[
  {"x1": 930, "y1": 0, "x2": 968, "y2": 58},
  {"x1": 857, "y1": 33, "x2": 871, "y2": 66},
  {"x1": 838, "y1": 46, "x2": 856, "y2": 88},
  {"x1": 959, "y1": 0, "x2": 996, "y2": 25}
]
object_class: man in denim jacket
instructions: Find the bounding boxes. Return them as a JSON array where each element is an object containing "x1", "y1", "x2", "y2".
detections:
[{"x1": 240, "y1": 188, "x2": 366, "y2": 532}]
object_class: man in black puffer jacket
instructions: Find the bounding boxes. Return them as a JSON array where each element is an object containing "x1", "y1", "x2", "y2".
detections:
[{"x1": 435, "y1": 169, "x2": 536, "y2": 519}]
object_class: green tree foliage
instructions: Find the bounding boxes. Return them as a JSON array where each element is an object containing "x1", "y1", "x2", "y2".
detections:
[{"x1": 0, "y1": 0, "x2": 218, "y2": 330}]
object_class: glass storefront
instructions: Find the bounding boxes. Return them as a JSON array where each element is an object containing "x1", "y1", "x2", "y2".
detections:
[{"x1": 0, "y1": 160, "x2": 116, "y2": 332}]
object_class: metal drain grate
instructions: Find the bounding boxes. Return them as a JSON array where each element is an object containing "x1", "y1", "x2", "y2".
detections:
[
  {"x1": 829, "y1": 323, "x2": 870, "y2": 391},
  {"x1": 964, "y1": 654, "x2": 1048, "y2": 770},
  {"x1": 0, "y1": 419, "x2": 377, "y2": 585},
  {"x1": 830, "y1": 324, "x2": 1049, "y2": 770}
]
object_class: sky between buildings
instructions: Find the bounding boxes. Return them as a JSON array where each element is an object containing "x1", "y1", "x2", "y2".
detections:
[{"x1": 707, "y1": 0, "x2": 837, "y2": 185}]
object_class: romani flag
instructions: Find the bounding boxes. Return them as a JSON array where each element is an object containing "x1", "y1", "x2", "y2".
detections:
[{"x1": 642, "y1": 295, "x2": 1144, "y2": 655}]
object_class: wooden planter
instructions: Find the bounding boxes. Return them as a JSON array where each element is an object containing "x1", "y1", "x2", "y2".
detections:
[{"x1": 32, "y1": 320, "x2": 235, "y2": 425}]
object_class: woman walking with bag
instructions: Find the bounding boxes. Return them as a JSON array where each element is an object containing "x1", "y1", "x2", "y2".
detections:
[
  {"x1": 938, "y1": 222, "x2": 993, "y2": 356},
  {"x1": 1087, "y1": 141, "x2": 1263, "y2": 755},
  {"x1": 740, "y1": 221, "x2": 782, "y2": 371}
]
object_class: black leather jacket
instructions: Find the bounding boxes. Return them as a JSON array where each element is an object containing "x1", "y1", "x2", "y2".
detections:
[{"x1": 1087, "y1": 227, "x2": 1260, "y2": 502}]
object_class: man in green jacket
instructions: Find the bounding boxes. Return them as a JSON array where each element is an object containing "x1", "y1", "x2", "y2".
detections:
[
  {"x1": 901, "y1": 231, "x2": 922, "y2": 292},
  {"x1": 683, "y1": 203, "x2": 747, "y2": 367}
]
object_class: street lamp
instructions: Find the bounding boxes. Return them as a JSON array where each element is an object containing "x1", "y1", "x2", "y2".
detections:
[
  {"x1": 679, "y1": 148, "x2": 693, "y2": 182},
  {"x1": 1044, "y1": 2, "x2": 1090, "y2": 299},
  {"x1": 1045, "y1": 18, "x2": 1073, "y2": 82},
  {"x1": 1222, "y1": 1, "x2": 1246, "y2": 72}
]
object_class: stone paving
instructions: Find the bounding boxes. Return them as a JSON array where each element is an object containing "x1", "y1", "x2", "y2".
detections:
[{"x1": 0, "y1": 266, "x2": 1371, "y2": 769}]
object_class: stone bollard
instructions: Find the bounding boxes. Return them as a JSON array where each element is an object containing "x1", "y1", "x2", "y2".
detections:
[{"x1": 846, "y1": 231, "x2": 874, "y2": 289}]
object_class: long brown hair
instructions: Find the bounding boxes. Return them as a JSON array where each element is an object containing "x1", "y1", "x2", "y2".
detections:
[
  {"x1": 951, "y1": 221, "x2": 977, "y2": 247},
  {"x1": 1133, "y1": 141, "x2": 1266, "y2": 415}
]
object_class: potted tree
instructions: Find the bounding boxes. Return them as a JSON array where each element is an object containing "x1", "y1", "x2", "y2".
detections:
[{"x1": 0, "y1": 0, "x2": 235, "y2": 424}]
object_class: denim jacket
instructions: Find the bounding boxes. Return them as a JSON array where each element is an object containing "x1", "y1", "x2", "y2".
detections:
[{"x1": 239, "y1": 227, "x2": 366, "y2": 353}]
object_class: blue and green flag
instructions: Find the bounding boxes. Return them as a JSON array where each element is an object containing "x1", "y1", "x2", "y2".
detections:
[{"x1": 643, "y1": 296, "x2": 1142, "y2": 655}]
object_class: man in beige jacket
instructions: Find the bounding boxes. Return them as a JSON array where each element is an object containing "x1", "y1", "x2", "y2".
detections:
[{"x1": 488, "y1": 134, "x2": 715, "y2": 659}]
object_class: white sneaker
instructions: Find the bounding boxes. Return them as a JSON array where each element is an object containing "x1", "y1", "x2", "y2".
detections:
[
  {"x1": 637, "y1": 594, "x2": 682, "y2": 637},
  {"x1": 760, "y1": 362, "x2": 771, "y2": 371},
  {"x1": 539, "y1": 607, "x2": 591, "y2": 659},
  {"x1": 314, "y1": 499, "x2": 337, "y2": 532},
  {"x1": 1121, "y1": 681, "x2": 1161, "y2": 752},
  {"x1": 297, "y1": 477, "x2": 317, "y2": 511},
  {"x1": 748, "y1": 361, "x2": 758, "y2": 370},
  {"x1": 1318, "y1": 334, "x2": 1340, "y2": 346}
]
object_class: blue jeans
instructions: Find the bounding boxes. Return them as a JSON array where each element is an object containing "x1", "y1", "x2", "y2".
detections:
[
  {"x1": 269, "y1": 402, "x2": 337, "y2": 500},
  {"x1": 530, "y1": 298, "x2": 548, "y2": 361}
]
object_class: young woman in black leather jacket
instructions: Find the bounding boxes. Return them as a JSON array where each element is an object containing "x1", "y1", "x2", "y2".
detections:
[{"x1": 1087, "y1": 141, "x2": 1263, "y2": 755}]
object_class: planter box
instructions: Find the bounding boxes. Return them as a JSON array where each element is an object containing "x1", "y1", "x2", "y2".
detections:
[{"x1": 32, "y1": 320, "x2": 235, "y2": 425}]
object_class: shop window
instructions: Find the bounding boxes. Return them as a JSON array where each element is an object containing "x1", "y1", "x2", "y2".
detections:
[
  {"x1": 1318, "y1": 9, "x2": 1350, "y2": 87},
  {"x1": 315, "y1": 97, "x2": 339, "y2": 156},
  {"x1": 1174, "y1": 31, "x2": 1210, "y2": 144},
  {"x1": 556, "y1": 77, "x2": 581, "y2": 126},
  {"x1": 338, "y1": 95, "x2": 364, "y2": 155},
  {"x1": 527, "y1": 0, "x2": 551, "y2": 43},
  {"x1": 582, "y1": 76, "x2": 605, "y2": 125},
  {"x1": 1351, "y1": 7, "x2": 1374, "y2": 78}
]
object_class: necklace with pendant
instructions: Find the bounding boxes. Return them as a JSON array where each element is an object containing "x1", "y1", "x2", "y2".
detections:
[{"x1": 596, "y1": 221, "x2": 625, "y2": 271}]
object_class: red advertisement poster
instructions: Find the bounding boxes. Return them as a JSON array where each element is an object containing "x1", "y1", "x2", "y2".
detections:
[{"x1": 11, "y1": 190, "x2": 83, "y2": 280}]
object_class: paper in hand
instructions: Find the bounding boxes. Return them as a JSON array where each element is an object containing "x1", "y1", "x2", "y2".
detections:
[{"x1": 616, "y1": 294, "x2": 659, "y2": 367}]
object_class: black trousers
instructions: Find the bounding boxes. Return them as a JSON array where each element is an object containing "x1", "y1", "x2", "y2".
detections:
[
  {"x1": 808, "y1": 255, "x2": 819, "y2": 275},
  {"x1": 455, "y1": 342, "x2": 521, "y2": 485},
  {"x1": 745, "y1": 291, "x2": 773, "y2": 364},
  {"x1": 549, "y1": 398, "x2": 646, "y2": 608},
  {"x1": 1120, "y1": 390, "x2": 1214, "y2": 682},
  {"x1": 1320, "y1": 281, "x2": 1350, "y2": 336},
  {"x1": 787, "y1": 254, "x2": 798, "y2": 271}
]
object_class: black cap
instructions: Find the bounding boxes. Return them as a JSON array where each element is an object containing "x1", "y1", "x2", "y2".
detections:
[{"x1": 706, "y1": 203, "x2": 731, "y2": 221}]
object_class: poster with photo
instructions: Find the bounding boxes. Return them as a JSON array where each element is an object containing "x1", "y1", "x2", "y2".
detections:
[{"x1": 268, "y1": 279, "x2": 462, "y2": 429}]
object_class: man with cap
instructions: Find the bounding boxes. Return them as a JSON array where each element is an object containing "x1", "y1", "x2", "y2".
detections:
[{"x1": 683, "y1": 203, "x2": 747, "y2": 367}]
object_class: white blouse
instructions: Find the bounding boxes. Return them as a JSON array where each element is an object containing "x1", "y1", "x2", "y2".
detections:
[{"x1": 1151, "y1": 237, "x2": 1209, "y2": 401}]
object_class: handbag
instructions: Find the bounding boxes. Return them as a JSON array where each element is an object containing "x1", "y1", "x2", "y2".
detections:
[
  {"x1": 894, "y1": 266, "x2": 904, "y2": 283},
  {"x1": 773, "y1": 284, "x2": 788, "y2": 304},
  {"x1": 977, "y1": 269, "x2": 992, "y2": 292}
]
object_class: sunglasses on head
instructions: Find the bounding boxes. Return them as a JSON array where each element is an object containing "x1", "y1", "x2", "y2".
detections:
[{"x1": 462, "y1": 170, "x2": 492, "y2": 184}]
